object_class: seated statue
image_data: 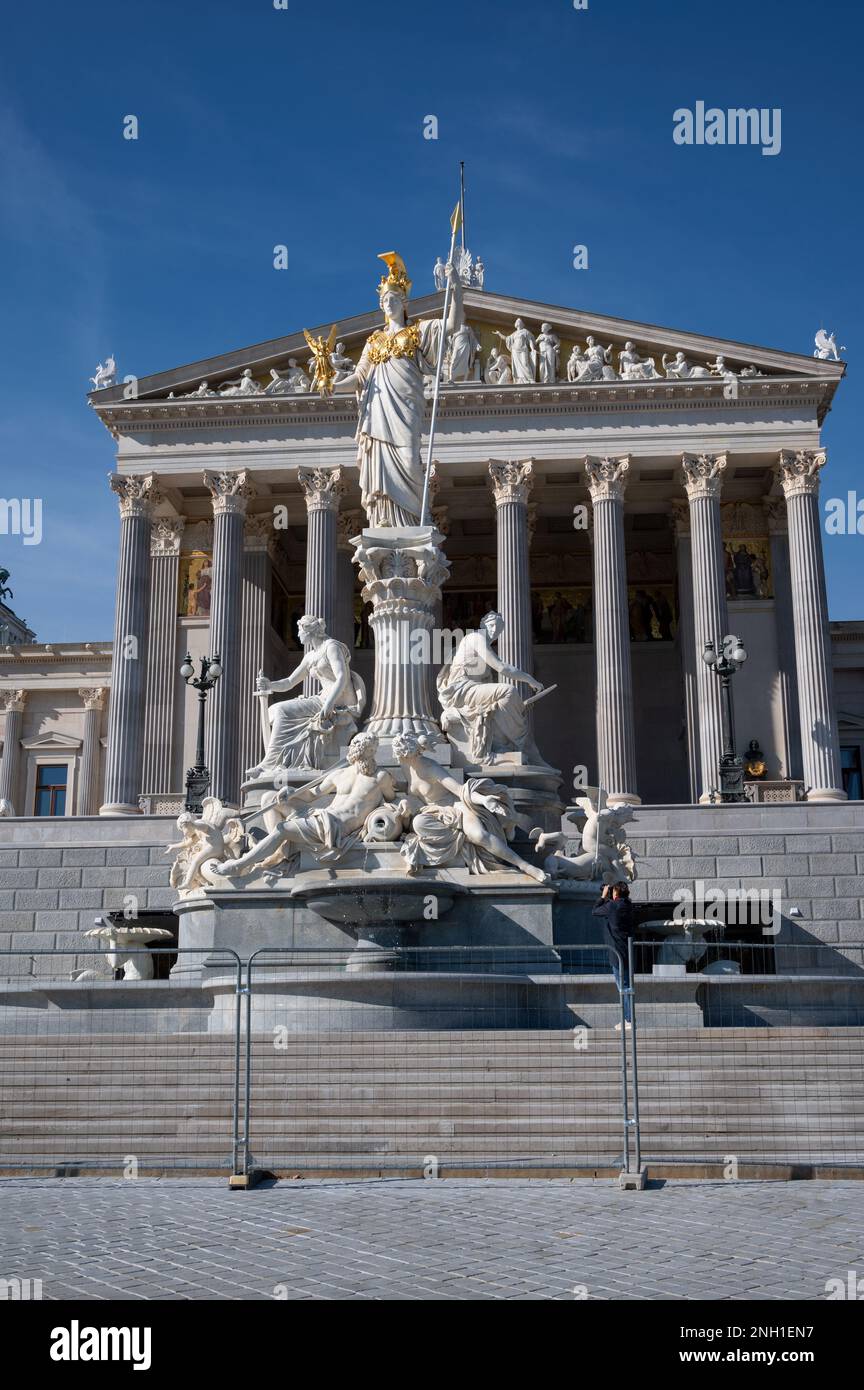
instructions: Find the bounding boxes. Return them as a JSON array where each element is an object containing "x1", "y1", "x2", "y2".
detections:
[
  {"x1": 437, "y1": 610, "x2": 546, "y2": 765},
  {"x1": 394, "y1": 733, "x2": 548, "y2": 883},
  {"x1": 247, "y1": 615, "x2": 365, "y2": 778},
  {"x1": 214, "y1": 732, "x2": 395, "y2": 878},
  {"x1": 530, "y1": 791, "x2": 637, "y2": 883}
]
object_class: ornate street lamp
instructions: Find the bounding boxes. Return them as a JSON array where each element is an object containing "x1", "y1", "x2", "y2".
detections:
[
  {"x1": 180, "y1": 652, "x2": 222, "y2": 814},
  {"x1": 702, "y1": 635, "x2": 748, "y2": 802}
]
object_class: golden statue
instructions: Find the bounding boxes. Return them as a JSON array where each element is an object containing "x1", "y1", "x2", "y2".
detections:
[{"x1": 303, "y1": 323, "x2": 339, "y2": 396}]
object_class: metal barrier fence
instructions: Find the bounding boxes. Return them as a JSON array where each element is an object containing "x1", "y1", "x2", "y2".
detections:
[
  {"x1": 1, "y1": 941, "x2": 863, "y2": 1177},
  {"x1": 0, "y1": 949, "x2": 243, "y2": 1175},
  {"x1": 631, "y1": 940, "x2": 864, "y2": 1171},
  {"x1": 240, "y1": 946, "x2": 636, "y2": 1177}
]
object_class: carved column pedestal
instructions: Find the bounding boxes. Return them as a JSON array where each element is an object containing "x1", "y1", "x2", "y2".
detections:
[{"x1": 352, "y1": 526, "x2": 449, "y2": 741}]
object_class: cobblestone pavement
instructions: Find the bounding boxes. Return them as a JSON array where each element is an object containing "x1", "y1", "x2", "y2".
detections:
[{"x1": 1, "y1": 1178, "x2": 862, "y2": 1301}]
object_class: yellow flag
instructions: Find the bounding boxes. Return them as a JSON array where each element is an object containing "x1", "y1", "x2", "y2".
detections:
[{"x1": 450, "y1": 201, "x2": 463, "y2": 235}]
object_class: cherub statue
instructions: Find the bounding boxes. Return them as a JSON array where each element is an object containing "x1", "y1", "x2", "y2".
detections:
[
  {"x1": 165, "y1": 798, "x2": 246, "y2": 895},
  {"x1": 814, "y1": 329, "x2": 845, "y2": 361},
  {"x1": 212, "y1": 732, "x2": 396, "y2": 879},
  {"x1": 530, "y1": 789, "x2": 637, "y2": 883},
  {"x1": 394, "y1": 733, "x2": 549, "y2": 883},
  {"x1": 90, "y1": 356, "x2": 116, "y2": 391}
]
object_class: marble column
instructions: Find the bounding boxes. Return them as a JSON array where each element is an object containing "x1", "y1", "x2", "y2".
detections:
[
  {"x1": 488, "y1": 460, "x2": 535, "y2": 684},
  {"x1": 299, "y1": 468, "x2": 345, "y2": 695},
  {"x1": 336, "y1": 510, "x2": 363, "y2": 651},
  {"x1": 239, "y1": 514, "x2": 274, "y2": 780},
  {"x1": 585, "y1": 456, "x2": 639, "y2": 806},
  {"x1": 204, "y1": 470, "x2": 254, "y2": 807},
  {"x1": 670, "y1": 500, "x2": 701, "y2": 802},
  {"x1": 764, "y1": 498, "x2": 803, "y2": 781},
  {"x1": 142, "y1": 517, "x2": 184, "y2": 795},
  {"x1": 77, "y1": 688, "x2": 107, "y2": 816},
  {"x1": 100, "y1": 474, "x2": 160, "y2": 815},
  {"x1": 776, "y1": 450, "x2": 845, "y2": 800},
  {"x1": 681, "y1": 453, "x2": 729, "y2": 802},
  {"x1": 0, "y1": 690, "x2": 27, "y2": 814}
]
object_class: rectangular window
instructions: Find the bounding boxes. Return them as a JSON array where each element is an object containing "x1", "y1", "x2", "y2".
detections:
[{"x1": 34, "y1": 764, "x2": 67, "y2": 817}]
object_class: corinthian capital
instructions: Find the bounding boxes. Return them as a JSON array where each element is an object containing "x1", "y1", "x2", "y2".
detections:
[
  {"x1": 78, "y1": 687, "x2": 107, "y2": 711},
  {"x1": 150, "y1": 516, "x2": 185, "y2": 557},
  {"x1": 1, "y1": 689, "x2": 27, "y2": 713},
  {"x1": 681, "y1": 453, "x2": 727, "y2": 502},
  {"x1": 488, "y1": 458, "x2": 534, "y2": 505},
  {"x1": 776, "y1": 450, "x2": 827, "y2": 500},
  {"x1": 203, "y1": 470, "x2": 255, "y2": 516},
  {"x1": 109, "y1": 473, "x2": 162, "y2": 520},
  {"x1": 584, "y1": 455, "x2": 630, "y2": 504},
  {"x1": 298, "y1": 467, "x2": 345, "y2": 514}
]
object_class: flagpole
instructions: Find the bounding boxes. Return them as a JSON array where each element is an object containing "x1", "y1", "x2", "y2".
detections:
[{"x1": 419, "y1": 201, "x2": 461, "y2": 528}]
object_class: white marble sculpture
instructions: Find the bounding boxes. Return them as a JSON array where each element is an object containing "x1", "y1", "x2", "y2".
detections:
[
  {"x1": 494, "y1": 320, "x2": 537, "y2": 383},
  {"x1": 433, "y1": 256, "x2": 446, "y2": 290},
  {"x1": 329, "y1": 342, "x2": 355, "y2": 382},
  {"x1": 457, "y1": 246, "x2": 473, "y2": 285},
  {"x1": 447, "y1": 321, "x2": 481, "y2": 382},
  {"x1": 84, "y1": 922, "x2": 174, "y2": 980},
  {"x1": 618, "y1": 341, "x2": 659, "y2": 380},
  {"x1": 814, "y1": 329, "x2": 845, "y2": 361},
  {"x1": 181, "y1": 380, "x2": 216, "y2": 398},
  {"x1": 530, "y1": 791, "x2": 637, "y2": 883},
  {"x1": 566, "y1": 346, "x2": 583, "y2": 382},
  {"x1": 393, "y1": 733, "x2": 549, "y2": 883},
  {"x1": 265, "y1": 360, "x2": 310, "y2": 395},
  {"x1": 485, "y1": 347, "x2": 513, "y2": 385},
  {"x1": 662, "y1": 351, "x2": 712, "y2": 380},
  {"x1": 219, "y1": 368, "x2": 263, "y2": 397},
  {"x1": 0, "y1": 798, "x2": 14, "y2": 817},
  {"x1": 323, "y1": 252, "x2": 464, "y2": 526},
  {"x1": 578, "y1": 337, "x2": 618, "y2": 382},
  {"x1": 536, "y1": 324, "x2": 560, "y2": 384},
  {"x1": 437, "y1": 610, "x2": 546, "y2": 764},
  {"x1": 473, "y1": 257, "x2": 485, "y2": 289},
  {"x1": 213, "y1": 732, "x2": 396, "y2": 878},
  {"x1": 90, "y1": 356, "x2": 116, "y2": 391},
  {"x1": 165, "y1": 798, "x2": 246, "y2": 895},
  {"x1": 739, "y1": 364, "x2": 765, "y2": 378},
  {"x1": 248, "y1": 615, "x2": 365, "y2": 777}
]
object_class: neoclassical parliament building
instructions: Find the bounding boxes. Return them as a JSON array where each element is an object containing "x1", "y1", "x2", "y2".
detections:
[{"x1": 1, "y1": 283, "x2": 863, "y2": 819}]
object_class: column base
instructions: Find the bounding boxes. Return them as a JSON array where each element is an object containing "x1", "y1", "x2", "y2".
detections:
[
  {"x1": 606, "y1": 792, "x2": 642, "y2": 808},
  {"x1": 99, "y1": 802, "x2": 142, "y2": 817},
  {"x1": 805, "y1": 787, "x2": 848, "y2": 803}
]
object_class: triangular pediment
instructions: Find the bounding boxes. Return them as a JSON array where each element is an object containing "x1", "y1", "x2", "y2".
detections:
[
  {"x1": 89, "y1": 287, "x2": 844, "y2": 411},
  {"x1": 21, "y1": 732, "x2": 83, "y2": 751}
]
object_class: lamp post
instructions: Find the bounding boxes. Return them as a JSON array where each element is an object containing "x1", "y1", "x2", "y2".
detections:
[
  {"x1": 702, "y1": 634, "x2": 748, "y2": 802},
  {"x1": 180, "y1": 652, "x2": 222, "y2": 814}
]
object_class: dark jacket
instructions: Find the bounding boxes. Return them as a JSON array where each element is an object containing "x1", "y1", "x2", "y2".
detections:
[{"x1": 592, "y1": 894, "x2": 637, "y2": 961}]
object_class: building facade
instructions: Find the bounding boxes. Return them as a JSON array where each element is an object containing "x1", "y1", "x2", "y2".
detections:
[{"x1": 0, "y1": 286, "x2": 857, "y2": 815}]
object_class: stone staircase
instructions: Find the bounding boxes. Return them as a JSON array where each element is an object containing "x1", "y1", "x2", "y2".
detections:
[{"x1": 1, "y1": 1029, "x2": 862, "y2": 1177}]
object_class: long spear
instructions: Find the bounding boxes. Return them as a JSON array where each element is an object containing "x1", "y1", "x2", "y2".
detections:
[{"x1": 419, "y1": 198, "x2": 463, "y2": 528}]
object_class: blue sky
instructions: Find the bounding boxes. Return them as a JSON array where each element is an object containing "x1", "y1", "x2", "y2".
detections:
[{"x1": 1, "y1": 0, "x2": 860, "y2": 639}]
